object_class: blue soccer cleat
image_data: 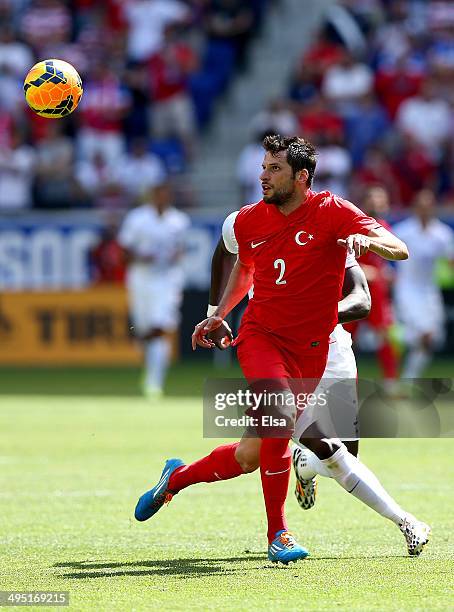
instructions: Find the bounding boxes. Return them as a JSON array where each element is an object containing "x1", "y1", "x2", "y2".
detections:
[
  {"x1": 268, "y1": 530, "x2": 309, "y2": 564},
  {"x1": 134, "y1": 458, "x2": 185, "y2": 522}
]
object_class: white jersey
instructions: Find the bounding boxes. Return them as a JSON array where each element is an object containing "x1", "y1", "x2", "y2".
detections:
[
  {"x1": 392, "y1": 216, "x2": 454, "y2": 344},
  {"x1": 393, "y1": 216, "x2": 454, "y2": 294},
  {"x1": 118, "y1": 204, "x2": 190, "y2": 333},
  {"x1": 118, "y1": 204, "x2": 190, "y2": 284}
]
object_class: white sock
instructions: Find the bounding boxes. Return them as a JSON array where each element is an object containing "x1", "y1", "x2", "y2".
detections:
[
  {"x1": 321, "y1": 445, "x2": 406, "y2": 525},
  {"x1": 145, "y1": 337, "x2": 171, "y2": 390},
  {"x1": 295, "y1": 446, "x2": 332, "y2": 479},
  {"x1": 402, "y1": 347, "x2": 431, "y2": 379}
]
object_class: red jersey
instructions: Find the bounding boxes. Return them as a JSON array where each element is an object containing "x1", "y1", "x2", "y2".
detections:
[{"x1": 233, "y1": 190, "x2": 381, "y2": 349}]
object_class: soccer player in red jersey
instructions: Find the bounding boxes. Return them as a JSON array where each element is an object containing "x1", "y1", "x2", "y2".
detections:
[
  {"x1": 345, "y1": 186, "x2": 399, "y2": 390},
  {"x1": 134, "y1": 136, "x2": 428, "y2": 562},
  {"x1": 205, "y1": 219, "x2": 429, "y2": 558}
]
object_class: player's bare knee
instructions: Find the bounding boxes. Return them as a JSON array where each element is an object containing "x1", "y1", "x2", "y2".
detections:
[
  {"x1": 236, "y1": 452, "x2": 259, "y2": 473},
  {"x1": 235, "y1": 440, "x2": 260, "y2": 473},
  {"x1": 300, "y1": 436, "x2": 342, "y2": 459},
  {"x1": 239, "y1": 457, "x2": 259, "y2": 473}
]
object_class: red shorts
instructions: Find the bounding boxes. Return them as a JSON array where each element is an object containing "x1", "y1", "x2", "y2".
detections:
[
  {"x1": 236, "y1": 331, "x2": 328, "y2": 394},
  {"x1": 236, "y1": 332, "x2": 328, "y2": 438}
]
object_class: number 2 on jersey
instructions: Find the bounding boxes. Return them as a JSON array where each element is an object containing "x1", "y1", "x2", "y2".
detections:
[{"x1": 274, "y1": 258, "x2": 286, "y2": 285}]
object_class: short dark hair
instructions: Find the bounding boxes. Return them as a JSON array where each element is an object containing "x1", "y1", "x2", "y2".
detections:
[{"x1": 262, "y1": 134, "x2": 317, "y2": 186}]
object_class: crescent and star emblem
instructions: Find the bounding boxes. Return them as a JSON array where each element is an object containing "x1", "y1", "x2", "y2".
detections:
[{"x1": 295, "y1": 230, "x2": 314, "y2": 246}]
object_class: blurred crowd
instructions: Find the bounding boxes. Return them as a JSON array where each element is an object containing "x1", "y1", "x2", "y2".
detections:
[
  {"x1": 0, "y1": 0, "x2": 268, "y2": 211},
  {"x1": 238, "y1": 0, "x2": 454, "y2": 211},
  {"x1": 3, "y1": 0, "x2": 454, "y2": 215}
]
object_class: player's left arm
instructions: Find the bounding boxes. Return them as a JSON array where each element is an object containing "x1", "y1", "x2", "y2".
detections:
[
  {"x1": 338, "y1": 226, "x2": 409, "y2": 260},
  {"x1": 209, "y1": 238, "x2": 237, "y2": 306},
  {"x1": 338, "y1": 264, "x2": 371, "y2": 323}
]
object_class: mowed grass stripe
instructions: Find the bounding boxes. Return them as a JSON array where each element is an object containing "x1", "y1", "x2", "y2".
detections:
[{"x1": 1, "y1": 393, "x2": 453, "y2": 611}]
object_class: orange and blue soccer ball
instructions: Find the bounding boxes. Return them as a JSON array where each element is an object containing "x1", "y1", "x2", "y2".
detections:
[{"x1": 23, "y1": 59, "x2": 83, "y2": 119}]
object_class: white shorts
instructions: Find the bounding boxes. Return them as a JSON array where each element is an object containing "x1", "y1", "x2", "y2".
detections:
[
  {"x1": 395, "y1": 287, "x2": 445, "y2": 347},
  {"x1": 293, "y1": 325, "x2": 359, "y2": 442},
  {"x1": 126, "y1": 271, "x2": 183, "y2": 334}
]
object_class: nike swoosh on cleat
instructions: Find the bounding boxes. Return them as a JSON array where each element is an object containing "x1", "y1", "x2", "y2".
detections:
[
  {"x1": 265, "y1": 467, "x2": 291, "y2": 476},
  {"x1": 251, "y1": 240, "x2": 266, "y2": 248},
  {"x1": 153, "y1": 469, "x2": 170, "y2": 498}
]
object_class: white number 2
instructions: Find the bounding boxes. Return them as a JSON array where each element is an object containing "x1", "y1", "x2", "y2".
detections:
[{"x1": 274, "y1": 258, "x2": 286, "y2": 285}]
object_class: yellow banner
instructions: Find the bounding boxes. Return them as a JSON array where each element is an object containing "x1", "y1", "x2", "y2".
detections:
[{"x1": 0, "y1": 286, "x2": 143, "y2": 365}]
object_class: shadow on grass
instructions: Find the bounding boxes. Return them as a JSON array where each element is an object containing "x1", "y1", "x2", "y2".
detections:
[
  {"x1": 53, "y1": 555, "x2": 266, "y2": 579},
  {"x1": 53, "y1": 552, "x2": 412, "y2": 580}
]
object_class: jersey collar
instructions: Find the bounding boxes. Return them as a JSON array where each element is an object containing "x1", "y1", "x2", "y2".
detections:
[{"x1": 266, "y1": 189, "x2": 314, "y2": 223}]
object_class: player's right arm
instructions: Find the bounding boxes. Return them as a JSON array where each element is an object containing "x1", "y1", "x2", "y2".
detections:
[
  {"x1": 193, "y1": 210, "x2": 254, "y2": 350},
  {"x1": 117, "y1": 210, "x2": 155, "y2": 265},
  {"x1": 192, "y1": 257, "x2": 254, "y2": 350},
  {"x1": 121, "y1": 248, "x2": 154, "y2": 265}
]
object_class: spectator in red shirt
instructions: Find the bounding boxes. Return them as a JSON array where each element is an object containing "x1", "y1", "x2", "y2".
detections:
[
  {"x1": 375, "y1": 54, "x2": 423, "y2": 120},
  {"x1": 77, "y1": 60, "x2": 131, "y2": 164},
  {"x1": 302, "y1": 29, "x2": 346, "y2": 86},
  {"x1": 74, "y1": 0, "x2": 125, "y2": 32},
  {"x1": 352, "y1": 145, "x2": 400, "y2": 205},
  {"x1": 148, "y1": 24, "x2": 199, "y2": 158},
  {"x1": 91, "y1": 223, "x2": 126, "y2": 284},
  {"x1": 297, "y1": 93, "x2": 344, "y2": 143},
  {"x1": 392, "y1": 134, "x2": 437, "y2": 207}
]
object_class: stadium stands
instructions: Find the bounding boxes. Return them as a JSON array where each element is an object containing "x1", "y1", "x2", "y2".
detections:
[
  {"x1": 283, "y1": 0, "x2": 454, "y2": 209},
  {"x1": 0, "y1": 0, "x2": 269, "y2": 211}
]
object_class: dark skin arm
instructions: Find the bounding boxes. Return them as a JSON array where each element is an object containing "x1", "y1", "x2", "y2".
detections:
[
  {"x1": 122, "y1": 247, "x2": 154, "y2": 265},
  {"x1": 207, "y1": 238, "x2": 237, "y2": 348},
  {"x1": 208, "y1": 238, "x2": 236, "y2": 305},
  {"x1": 204, "y1": 238, "x2": 371, "y2": 348},
  {"x1": 338, "y1": 264, "x2": 371, "y2": 323}
]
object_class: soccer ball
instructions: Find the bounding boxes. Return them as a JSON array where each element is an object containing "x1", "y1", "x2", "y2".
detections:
[{"x1": 23, "y1": 59, "x2": 83, "y2": 119}]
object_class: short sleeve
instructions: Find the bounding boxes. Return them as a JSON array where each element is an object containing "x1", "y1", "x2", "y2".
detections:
[
  {"x1": 440, "y1": 225, "x2": 454, "y2": 259},
  {"x1": 233, "y1": 208, "x2": 254, "y2": 265},
  {"x1": 331, "y1": 196, "x2": 382, "y2": 239},
  {"x1": 345, "y1": 251, "x2": 357, "y2": 268},
  {"x1": 222, "y1": 211, "x2": 239, "y2": 254},
  {"x1": 117, "y1": 212, "x2": 137, "y2": 249},
  {"x1": 174, "y1": 211, "x2": 191, "y2": 247}
]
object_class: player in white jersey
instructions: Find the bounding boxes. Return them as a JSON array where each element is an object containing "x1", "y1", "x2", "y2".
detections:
[
  {"x1": 393, "y1": 190, "x2": 454, "y2": 379},
  {"x1": 205, "y1": 210, "x2": 430, "y2": 555},
  {"x1": 118, "y1": 181, "x2": 190, "y2": 396}
]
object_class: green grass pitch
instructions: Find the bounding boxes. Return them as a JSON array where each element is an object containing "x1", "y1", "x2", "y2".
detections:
[{"x1": 0, "y1": 362, "x2": 453, "y2": 611}]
